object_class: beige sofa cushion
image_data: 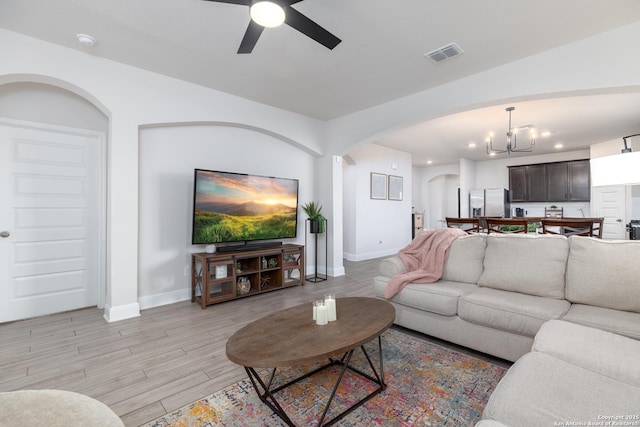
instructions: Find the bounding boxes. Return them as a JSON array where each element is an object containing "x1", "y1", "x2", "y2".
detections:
[
  {"x1": 372, "y1": 277, "x2": 477, "y2": 316},
  {"x1": 477, "y1": 234, "x2": 568, "y2": 299},
  {"x1": 378, "y1": 255, "x2": 406, "y2": 278},
  {"x1": 533, "y1": 320, "x2": 640, "y2": 387},
  {"x1": 562, "y1": 304, "x2": 640, "y2": 340},
  {"x1": 442, "y1": 234, "x2": 487, "y2": 284},
  {"x1": 378, "y1": 234, "x2": 486, "y2": 284},
  {"x1": 458, "y1": 287, "x2": 570, "y2": 337},
  {"x1": 566, "y1": 236, "x2": 640, "y2": 312},
  {"x1": 482, "y1": 352, "x2": 640, "y2": 427}
]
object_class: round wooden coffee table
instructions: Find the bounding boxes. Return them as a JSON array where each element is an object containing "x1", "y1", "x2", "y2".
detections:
[{"x1": 226, "y1": 297, "x2": 395, "y2": 426}]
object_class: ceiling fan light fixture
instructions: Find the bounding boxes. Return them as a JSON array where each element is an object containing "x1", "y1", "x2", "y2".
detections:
[{"x1": 250, "y1": 1, "x2": 285, "y2": 28}]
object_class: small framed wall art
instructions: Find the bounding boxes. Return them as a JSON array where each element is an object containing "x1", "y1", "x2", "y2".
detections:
[
  {"x1": 388, "y1": 175, "x2": 403, "y2": 201},
  {"x1": 370, "y1": 172, "x2": 387, "y2": 200}
]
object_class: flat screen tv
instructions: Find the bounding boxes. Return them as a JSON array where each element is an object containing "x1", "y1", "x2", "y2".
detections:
[{"x1": 191, "y1": 169, "x2": 299, "y2": 245}]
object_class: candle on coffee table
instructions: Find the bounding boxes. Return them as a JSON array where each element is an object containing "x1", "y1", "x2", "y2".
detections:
[
  {"x1": 313, "y1": 300, "x2": 322, "y2": 321},
  {"x1": 316, "y1": 302, "x2": 328, "y2": 325},
  {"x1": 325, "y1": 294, "x2": 336, "y2": 321}
]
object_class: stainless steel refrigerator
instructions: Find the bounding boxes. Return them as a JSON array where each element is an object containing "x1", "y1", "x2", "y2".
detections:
[
  {"x1": 469, "y1": 188, "x2": 511, "y2": 218},
  {"x1": 469, "y1": 189, "x2": 484, "y2": 216}
]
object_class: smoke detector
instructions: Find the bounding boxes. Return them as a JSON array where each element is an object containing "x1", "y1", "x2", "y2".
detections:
[
  {"x1": 76, "y1": 33, "x2": 96, "y2": 47},
  {"x1": 425, "y1": 42, "x2": 464, "y2": 63}
]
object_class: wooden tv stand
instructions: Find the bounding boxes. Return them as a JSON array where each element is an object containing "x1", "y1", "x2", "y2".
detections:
[{"x1": 191, "y1": 244, "x2": 304, "y2": 308}]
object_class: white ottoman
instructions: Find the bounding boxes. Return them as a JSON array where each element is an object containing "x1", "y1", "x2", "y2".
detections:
[{"x1": 0, "y1": 389, "x2": 124, "y2": 427}]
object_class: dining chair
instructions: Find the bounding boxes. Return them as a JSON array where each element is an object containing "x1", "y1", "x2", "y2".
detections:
[
  {"x1": 591, "y1": 217, "x2": 604, "y2": 238},
  {"x1": 541, "y1": 218, "x2": 594, "y2": 237},
  {"x1": 485, "y1": 218, "x2": 529, "y2": 234},
  {"x1": 445, "y1": 217, "x2": 482, "y2": 233}
]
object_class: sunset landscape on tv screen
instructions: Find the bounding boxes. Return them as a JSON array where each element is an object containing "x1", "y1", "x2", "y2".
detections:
[{"x1": 192, "y1": 170, "x2": 299, "y2": 244}]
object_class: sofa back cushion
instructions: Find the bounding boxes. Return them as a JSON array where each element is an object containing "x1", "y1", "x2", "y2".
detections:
[
  {"x1": 566, "y1": 237, "x2": 640, "y2": 312},
  {"x1": 442, "y1": 234, "x2": 486, "y2": 284},
  {"x1": 477, "y1": 234, "x2": 569, "y2": 299}
]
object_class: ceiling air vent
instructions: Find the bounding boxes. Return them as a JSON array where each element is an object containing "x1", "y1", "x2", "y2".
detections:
[{"x1": 425, "y1": 42, "x2": 464, "y2": 63}]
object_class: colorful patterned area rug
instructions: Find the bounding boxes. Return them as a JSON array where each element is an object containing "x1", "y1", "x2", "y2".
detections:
[{"x1": 144, "y1": 328, "x2": 506, "y2": 427}]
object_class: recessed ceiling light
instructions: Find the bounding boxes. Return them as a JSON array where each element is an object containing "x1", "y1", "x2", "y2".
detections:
[
  {"x1": 426, "y1": 160, "x2": 433, "y2": 165},
  {"x1": 468, "y1": 142, "x2": 476, "y2": 148},
  {"x1": 489, "y1": 152, "x2": 496, "y2": 156},
  {"x1": 76, "y1": 33, "x2": 96, "y2": 47},
  {"x1": 541, "y1": 131, "x2": 551, "y2": 138},
  {"x1": 554, "y1": 143, "x2": 564, "y2": 149}
]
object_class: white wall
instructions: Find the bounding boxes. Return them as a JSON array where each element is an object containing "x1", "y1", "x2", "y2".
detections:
[
  {"x1": 325, "y1": 21, "x2": 640, "y2": 155},
  {"x1": 1, "y1": 28, "x2": 324, "y2": 321},
  {"x1": 427, "y1": 174, "x2": 460, "y2": 229},
  {"x1": 590, "y1": 137, "x2": 640, "y2": 224},
  {"x1": 342, "y1": 156, "x2": 357, "y2": 257},
  {"x1": 0, "y1": 82, "x2": 108, "y2": 131},
  {"x1": 4, "y1": 19, "x2": 640, "y2": 319},
  {"x1": 458, "y1": 158, "x2": 476, "y2": 220},
  {"x1": 412, "y1": 163, "x2": 459, "y2": 228},
  {"x1": 591, "y1": 137, "x2": 640, "y2": 158},
  {"x1": 323, "y1": 22, "x2": 640, "y2": 243},
  {"x1": 411, "y1": 167, "x2": 424, "y2": 214},
  {"x1": 343, "y1": 144, "x2": 412, "y2": 261},
  {"x1": 138, "y1": 125, "x2": 314, "y2": 308}
]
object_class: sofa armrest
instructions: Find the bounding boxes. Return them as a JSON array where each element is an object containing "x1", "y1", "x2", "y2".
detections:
[
  {"x1": 379, "y1": 256, "x2": 406, "y2": 277},
  {"x1": 533, "y1": 320, "x2": 640, "y2": 387}
]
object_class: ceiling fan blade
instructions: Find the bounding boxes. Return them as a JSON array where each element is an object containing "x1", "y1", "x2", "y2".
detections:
[
  {"x1": 284, "y1": 6, "x2": 341, "y2": 50},
  {"x1": 201, "y1": 0, "x2": 249, "y2": 5},
  {"x1": 238, "y1": 20, "x2": 265, "y2": 54}
]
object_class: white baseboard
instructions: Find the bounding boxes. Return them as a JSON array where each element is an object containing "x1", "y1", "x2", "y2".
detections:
[
  {"x1": 306, "y1": 264, "x2": 345, "y2": 278},
  {"x1": 343, "y1": 248, "x2": 399, "y2": 262},
  {"x1": 103, "y1": 302, "x2": 141, "y2": 322},
  {"x1": 328, "y1": 265, "x2": 345, "y2": 276},
  {"x1": 138, "y1": 289, "x2": 191, "y2": 310}
]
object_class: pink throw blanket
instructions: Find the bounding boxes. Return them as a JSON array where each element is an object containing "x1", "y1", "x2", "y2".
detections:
[{"x1": 384, "y1": 228, "x2": 466, "y2": 299}]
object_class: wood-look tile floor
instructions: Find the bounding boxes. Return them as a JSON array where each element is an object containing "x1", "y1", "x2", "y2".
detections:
[
  {"x1": 0, "y1": 258, "x2": 509, "y2": 426},
  {"x1": 0, "y1": 259, "x2": 380, "y2": 425}
]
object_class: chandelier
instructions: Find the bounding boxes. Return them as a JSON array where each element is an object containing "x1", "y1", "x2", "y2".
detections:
[{"x1": 486, "y1": 106, "x2": 536, "y2": 155}]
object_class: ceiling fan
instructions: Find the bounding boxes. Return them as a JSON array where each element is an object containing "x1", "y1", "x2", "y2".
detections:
[{"x1": 203, "y1": 0, "x2": 342, "y2": 54}]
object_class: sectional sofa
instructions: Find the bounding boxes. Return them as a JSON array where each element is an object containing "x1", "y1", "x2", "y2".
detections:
[
  {"x1": 477, "y1": 319, "x2": 640, "y2": 427},
  {"x1": 373, "y1": 233, "x2": 640, "y2": 426}
]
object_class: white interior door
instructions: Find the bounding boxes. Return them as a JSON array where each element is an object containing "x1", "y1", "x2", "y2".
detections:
[
  {"x1": 592, "y1": 185, "x2": 626, "y2": 239},
  {"x1": 0, "y1": 120, "x2": 105, "y2": 323}
]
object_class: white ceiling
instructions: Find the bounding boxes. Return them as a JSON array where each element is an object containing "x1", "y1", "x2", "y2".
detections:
[{"x1": 2, "y1": 0, "x2": 640, "y2": 165}]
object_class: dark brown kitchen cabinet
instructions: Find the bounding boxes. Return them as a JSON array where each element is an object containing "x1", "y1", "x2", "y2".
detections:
[
  {"x1": 526, "y1": 164, "x2": 547, "y2": 202},
  {"x1": 509, "y1": 164, "x2": 547, "y2": 202},
  {"x1": 567, "y1": 161, "x2": 590, "y2": 201},
  {"x1": 547, "y1": 162, "x2": 568, "y2": 201},
  {"x1": 546, "y1": 160, "x2": 591, "y2": 202},
  {"x1": 509, "y1": 160, "x2": 590, "y2": 202},
  {"x1": 509, "y1": 166, "x2": 527, "y2": 201}
]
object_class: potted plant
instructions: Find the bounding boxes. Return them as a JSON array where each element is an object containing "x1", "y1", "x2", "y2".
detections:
[{"x1": 301, "y1": 201, "x2": 326, "y2": 234}]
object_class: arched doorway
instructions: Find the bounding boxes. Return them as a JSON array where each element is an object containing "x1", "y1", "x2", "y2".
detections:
[{"x1": 427, "y1": 174, "x2": 460, "y2": 229}]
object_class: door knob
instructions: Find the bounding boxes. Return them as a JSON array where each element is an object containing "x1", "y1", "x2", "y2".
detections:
[
  {"x1": 616, "y1": 219, "x2": 623, "y2": 223},
  {"x1": 0, "y1": 231, "x2": 9, "y2": 238}
]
